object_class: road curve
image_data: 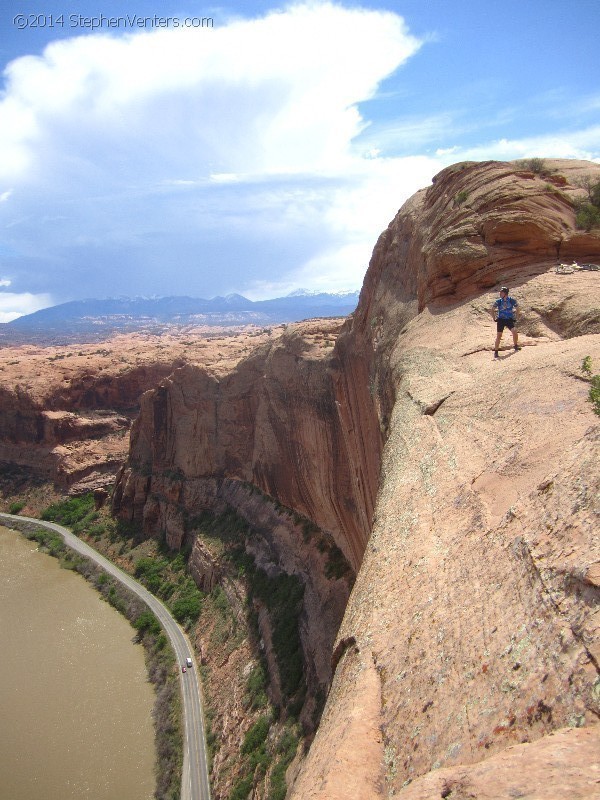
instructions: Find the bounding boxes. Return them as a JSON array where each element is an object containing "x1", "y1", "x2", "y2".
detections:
[{"x1": 0, "y1": 512, "x2": 212, "y2": 800}]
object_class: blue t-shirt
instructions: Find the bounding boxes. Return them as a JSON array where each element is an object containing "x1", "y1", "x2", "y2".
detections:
[{"x1": 494, "y1": 296, "x2": 518, "y2": 320}]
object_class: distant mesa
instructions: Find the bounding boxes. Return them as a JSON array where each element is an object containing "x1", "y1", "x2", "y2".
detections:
[{"x1": 0, "y1": 291, "x2": 360, "y2": 344}]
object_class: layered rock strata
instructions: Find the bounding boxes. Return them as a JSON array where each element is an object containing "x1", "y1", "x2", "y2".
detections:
[
  {"x1": 112, "y1": 318, "x2": 373, "y2": 722},
  {"x1": 114, "y1": 159, "x2": 600, "y2": 796},
  {"x1": 0, "y1": 329, "x2": 272, "y2": 492},
  {"x1": 289, "y1": 160, "x2": 600, "y2": 797},
  {"x1": 113, "y1": 317, "x2": 381, "y2": 571}
]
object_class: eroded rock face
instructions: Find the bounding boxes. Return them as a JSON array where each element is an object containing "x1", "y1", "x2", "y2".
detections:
[
  {"x1": 0, "y1": 329, "x2": 273, "y2": 492},
  {"x1": 288, "y1": 159, "x2": 600, "y2": 797},
  {"x1": 113, "y1": 159, "x2": 600, "y2": 796},
  {"x1": 111, "y1": 319, "x2": 371, "y2": 721},
  {"x1": 396, "y1": 726, "x2": 600, "y2": 800},
  {"x1": 113, "y1": 318, "x2": 382, "y2": 571}
]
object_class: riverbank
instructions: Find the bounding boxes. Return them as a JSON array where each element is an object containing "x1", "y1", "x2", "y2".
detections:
[
  {"x1": 0, "y1": 513, "x2": 188, "y2": 800},
  {"x1": 0, "y1": 524, "x2": 155, "y2": 800}
]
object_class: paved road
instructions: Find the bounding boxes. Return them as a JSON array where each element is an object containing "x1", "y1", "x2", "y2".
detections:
[{"x1": 0, "y1": 512, "x2": 212, "y2": 800}]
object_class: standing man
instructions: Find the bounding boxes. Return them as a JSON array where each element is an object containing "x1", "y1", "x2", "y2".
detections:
[{"x1": 493, "y1": 286, "x2": 520, "y2": 358}]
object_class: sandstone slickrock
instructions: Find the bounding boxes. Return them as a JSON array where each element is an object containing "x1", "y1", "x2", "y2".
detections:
[
  {"x1": 113, "y1": 159, "x2": 600, "y2": 797},
  {"x1": 289, "y1": 160, "x2": 600, "y2": 798},
  {"x1": 0, "y1": 328, "x2": 273, "y2": 493},
  {"x1": 111, "y1": 319, "x2": 365, "y2": 742}
]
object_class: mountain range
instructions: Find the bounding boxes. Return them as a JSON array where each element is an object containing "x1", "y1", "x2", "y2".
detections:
[{"x1": 0, "y1": 290, "x2": 360, "y2": 344}]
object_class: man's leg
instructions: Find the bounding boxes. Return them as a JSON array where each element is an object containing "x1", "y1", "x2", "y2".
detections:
[
  {"x1": 494, "y1": 325, "x2": 503, "y2": 356},
  {"x1": 511, "y1": 323, "x2": 519, "y2": 349}
]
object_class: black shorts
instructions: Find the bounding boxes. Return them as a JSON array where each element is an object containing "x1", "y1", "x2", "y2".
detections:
[{"x1": 497, "y1": 318, "x2": 515, "y2": 332}]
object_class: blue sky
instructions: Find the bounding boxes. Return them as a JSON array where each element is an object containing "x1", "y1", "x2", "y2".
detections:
[{"x1": 0, "y1": 0, "x2": 598, "y2": 320}]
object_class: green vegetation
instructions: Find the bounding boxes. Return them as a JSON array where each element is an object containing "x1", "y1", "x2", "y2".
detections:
[
  {"x1": 574, "y1": 177, "x2": 600, "y2": 231},
  {"x1": 581, "y1": 357, "x2": 600, "y2": 416},
  {"x1": 229, "y1": 776, "x2": 254, "y2": 800},
  {"x1": 210, "y1": 521, "x2": 306, "y2": 708},
  {"x1": 188, "y1": 507, "x2": 307, "y2": 799},
  {"x1": 229, "y1": 714, "x2": 300, "y2": 800},
  {"x1": 171, "y1": 582, "x2": 203, "y2": 624},
  {"x1": 205, "y1": 584, "x2": 242, "y2": 651},
  {"x1": 8, "y1": 501, "x2": 24, "y2": 514},
  {"x1": 517, "y1": 157, "x2": 546, "y2": 174},
  {"x1": 135, "y1": 556, "x2": 172, "y2": 592},
  {"x1": 245, "y1": 663, "x2": 268, "y2": 710},
  {"x1": 575, "y1": 175, "x2": 600, "y2": 206},
  {"x1": 575, "y1": 203, "x2": 600, "y2": 231},
  {"x1": 455, "y1": 189, "x2": 469, "y2": 206},
  {"x1": 250, "y1": 570, "x2": 305, "y2": 701},
  {"x1": 41, "y1": 493, "x2": 96, "y2": 527},
  {"x1": 189, "y1": 504, "x2": 338, "y2": 716},
  {"x1": 134, "y1": 552, "x2": 203, "y2": 627},
  {"x1": 133, "y1": 609, "x2": 162, "y2": 637},
  {"x1": 27, "y1": 526, "x2": 68, "y2": 558},
  {"x1": 268, "y1": 727, "x2": 301, "y2": 800},
  {"x1": 241, "y1": 714, "x2": 270, "y2": 755},
  {"x1": 187, "y1": 508, "x2": 250, "y2": 558}
]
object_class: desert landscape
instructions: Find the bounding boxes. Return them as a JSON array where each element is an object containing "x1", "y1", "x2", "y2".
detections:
[
  {"x1": 0, "y1": 326, "x2": 277, "y2": 502},
  {"x1": 2, "y1": 158, "x2": 599, "y2": 799}
]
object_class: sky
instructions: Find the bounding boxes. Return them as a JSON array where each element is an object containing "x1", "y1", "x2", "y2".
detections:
[{"x1": 0, "y1": 0, "x2": 598, "y2": 321}]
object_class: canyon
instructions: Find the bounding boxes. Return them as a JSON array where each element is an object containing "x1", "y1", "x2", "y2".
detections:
[
  {"x1": 2, "y1": 158, "x2": 599, "y2": 798},
  {"x1": 0, "y1": 326, "x2": 275, "y2": 499}
]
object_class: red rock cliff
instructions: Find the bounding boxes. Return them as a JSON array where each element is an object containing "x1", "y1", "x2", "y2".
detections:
[
  {"x1": 114, "y1": 159, "x2": 600, "y2": 797},
  {"x1": 289, "y1": 159, "x2": 600, "y2": 798},
  {"x1": 0, "y1": 331, "x2": 265, "y2": 492},
  {"x1": 113, "y1": 317, "x2": 382, "y2": 571}
]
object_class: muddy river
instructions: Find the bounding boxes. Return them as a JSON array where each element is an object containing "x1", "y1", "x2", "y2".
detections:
[{"x1": 0, "y1": 525, "x2": 155, "y2": 800}]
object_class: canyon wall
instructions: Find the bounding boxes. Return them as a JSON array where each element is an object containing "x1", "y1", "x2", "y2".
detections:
[
  {"x1": 0, "y1": 367, "x2": 177, "y2": 491},
  {"x1": 113, "y1": 317, "x2": 382, "y2": 571},
  {"x1": 113, "y1": 159, "x2": 600, "y2": 797},
  {"x1": 111, "y1": 317, "x2": 380, "y2": 749},
  {"x1": 289, "y1": 160, "x2": 600, "y2": 798},
  {"x1": 0, "y1": 331, "x2": 269, "y2": 494}
]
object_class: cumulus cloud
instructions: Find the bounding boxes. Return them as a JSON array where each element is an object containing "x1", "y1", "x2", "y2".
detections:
[
  {"x1": 0, "y1": 2, "x2": 597, "y2": 305},
  {"x1": 436, "y1": 126, "x2": 600, "y2": 165},
  {"x1": 0, "y1": 2, "x2": 429, "y2": 300},
  {"x1": 0, "y1": 291, "x2": 53, "y2": 322}
]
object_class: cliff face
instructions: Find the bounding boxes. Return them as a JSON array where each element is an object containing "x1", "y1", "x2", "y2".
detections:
[
  {"x1": 113, "y1": 159, "x2": 600, "y2": 797},
  {"x1": 113, "y1": 317, "x2": 382, "y2": 571},
  {"x1": 0, "y1": 366, "x2": 174, "y2": 490},
  {"x1": 289, "y1": 159, "x2": 600, "y2": 798},
  {"x1": 0, "y1": 330, "x2": 271, "y2": 493},
  {"x1": 111, "y1": 318, "x2": 378, "y2": 756}
]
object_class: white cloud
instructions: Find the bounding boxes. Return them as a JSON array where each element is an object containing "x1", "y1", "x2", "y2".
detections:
[
  {"x1": 0, "y1": 3, "x2": 421, "y2": 181},
  {"x1": 0, "y1": 292, "x2": 53, "y2": 322},
  {"x1": 355, "y1": 113, "x2": 458, "y2": 154},
  {"x1": 0, "y1": 2, "x2": 426, "y2": 299},
  {"x1": 0, "y1": 278, "x2": 11, "y2": 287},
  {"x1": 439, "y1": 126, "x2": 600, "y2": 164},
  {"x1": 0, "y1": 2, "x2": 598, "y2": 305}
]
